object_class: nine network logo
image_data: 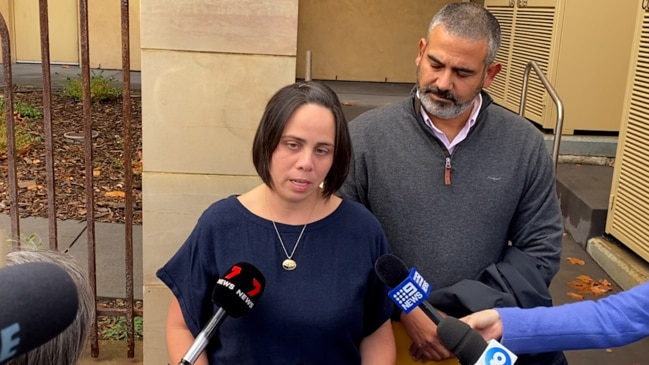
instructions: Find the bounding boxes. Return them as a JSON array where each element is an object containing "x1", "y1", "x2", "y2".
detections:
[{"x1": 389, "y1": 269, "x2": 431, "y2": 313}]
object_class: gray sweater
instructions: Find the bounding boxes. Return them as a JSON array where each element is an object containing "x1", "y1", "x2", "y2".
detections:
[{"x1": 340, "y1": 90, "x2": 563, "y2": 308}]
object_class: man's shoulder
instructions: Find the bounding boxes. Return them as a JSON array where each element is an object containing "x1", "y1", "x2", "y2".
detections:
[
  {"x1": 483, "y1": 102, "x2": 543, "y2": 136},
  {"x1": 349, "y1": 96, "x2": 414, "y2": 127}
]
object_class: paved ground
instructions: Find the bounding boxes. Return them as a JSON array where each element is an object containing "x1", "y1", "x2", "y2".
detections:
[
  {"x1": 551, "y1": 234, "x2": 649, "y2": 364},
  {"x1": 78, "y1": 341, "x2": 143, "y2": 365}
]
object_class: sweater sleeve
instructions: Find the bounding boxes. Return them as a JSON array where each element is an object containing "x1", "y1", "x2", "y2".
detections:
[
  {"x1": 428, "y1": 132, "x2": 562, "y2": 317},
  {"x1": 508, "y1": 133, "x2": 563, "y2": 286},
  {"x1": 338, "y1": 115, "x2": 371, "y2": 207},
  {"x1": 497, "y1": 281, "x2": 649, "y2": 354}
]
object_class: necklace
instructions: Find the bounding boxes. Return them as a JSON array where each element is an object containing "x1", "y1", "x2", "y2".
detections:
[
  {"x1": 265, "y1": 190, "x2": 319, "y2": 271},
  {"x1": 271, "y1": 221, "x2": 307, "y2": 271}
]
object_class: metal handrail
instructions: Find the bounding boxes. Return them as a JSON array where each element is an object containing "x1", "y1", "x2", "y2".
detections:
[{"x1": 518, "y1": 60, "x2": 564, "y2": 171}]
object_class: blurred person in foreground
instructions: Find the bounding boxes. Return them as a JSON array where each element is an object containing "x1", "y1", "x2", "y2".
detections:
[
  {"x1": 4, "y1": 248, "x2": 94, "y2": 365},
  {"x1": 157, "y1": 81, "x2": 395, "y2": 364},
  {"x1": 462, "y1": 280, "x2": 649, "y2": 353},
  {"x1": 338, "y1": 2, "x2": 566, "y2": 364}
]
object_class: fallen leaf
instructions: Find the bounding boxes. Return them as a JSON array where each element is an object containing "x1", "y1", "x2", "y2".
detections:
[
  {"x1": 93, "y1": 168, "x2": 101, "y2": 177},
  {"x1": 567, "y1": 257, "x2": 585, "y2": 266},
  {"x1": 591, "y1": 279, "x2": 612, "y2": 296},
  {"x1": 566, "y1": 292, "x2": 584, "y2": 300},
  {"x1": 18, "y1": 180, "x2": 37, "y2": 189},
  {"x1": 568, "y1": 275, "x2": 612, "y2": 296},
  {"x1": 105, "y1": 191, "x2": 125, "y2": 198}
]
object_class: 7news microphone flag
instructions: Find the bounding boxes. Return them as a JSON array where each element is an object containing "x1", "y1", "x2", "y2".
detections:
[{"x1": 179, "y1": 262, "x2": 266, "y2": 365}]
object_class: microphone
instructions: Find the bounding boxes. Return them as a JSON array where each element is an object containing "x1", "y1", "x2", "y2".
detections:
[
  {"x1": 179, "y1": 262, "x2": 266, "y2": 365},
  {"x1": 437, "y1": 315, "x2": 517, "y2": 365},
  {"x1": 0, "y1": 262, "x2": 79, "y2": 364},
  {"x1": 374, "y1": 254, "x2": 444, "y2": 324}
]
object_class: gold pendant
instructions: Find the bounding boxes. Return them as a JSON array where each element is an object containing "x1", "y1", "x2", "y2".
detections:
[{"x1": 282, "y1": 258, "x2": 297, "y2": 271}]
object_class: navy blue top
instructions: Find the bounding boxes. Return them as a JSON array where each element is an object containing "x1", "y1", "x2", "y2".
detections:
[{"x1": 157, "y1": 195, "x2": 393, "y2": 364}]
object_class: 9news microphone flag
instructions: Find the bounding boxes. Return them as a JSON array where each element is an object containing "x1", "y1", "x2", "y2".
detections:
[
  {"x1": 374, "y1": 254, "x2": 444, "y2": 324},
  {"x1": 375, "y1": 254, "x2": 517, "y2": 365}
]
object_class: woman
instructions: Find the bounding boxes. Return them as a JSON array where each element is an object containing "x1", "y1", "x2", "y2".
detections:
[
  {"x1": 157, "y1": 81, "x2": 396, "y2": 364},
  {"x1": 461, "y1": 280, "x2": 649, "y2": 354}
]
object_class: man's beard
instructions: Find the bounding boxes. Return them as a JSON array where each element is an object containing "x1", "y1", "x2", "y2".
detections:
[{"x1": 416, "y1": 69, "x2": 483, "y2": 119}]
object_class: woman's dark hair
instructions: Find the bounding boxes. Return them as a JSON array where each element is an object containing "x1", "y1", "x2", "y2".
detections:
[{"x1": 252, "y1": 81, "x2": 351, "y2": 198}]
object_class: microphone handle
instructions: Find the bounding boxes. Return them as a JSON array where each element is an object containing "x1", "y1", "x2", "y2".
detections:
[
  {"x1": 179, "y1": 307, "x2": 227, "y2": 365},
  {"x1": 419, "y1": 300, "x2": 444, "y2": 325}
]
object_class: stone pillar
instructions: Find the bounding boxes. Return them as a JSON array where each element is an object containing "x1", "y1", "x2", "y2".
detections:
[{"x1": 140, "y1": 1, "x2": 298, "y2": 363}]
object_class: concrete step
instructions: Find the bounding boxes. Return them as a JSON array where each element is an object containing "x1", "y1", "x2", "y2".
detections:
[
  {"x1": 556, "y1": 163, "x2": 613, "y2": 248},
  {"x1": 556, "y1": 163, "x2": 649, "y2": 290}
]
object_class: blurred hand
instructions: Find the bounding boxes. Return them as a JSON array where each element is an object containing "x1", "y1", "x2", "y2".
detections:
[
  {"x1": 400, "y1": 307, "x2": 453, "y2": 363},
  {"x1": 460, "y1": 309, "x2": 503, "y2": 342}
]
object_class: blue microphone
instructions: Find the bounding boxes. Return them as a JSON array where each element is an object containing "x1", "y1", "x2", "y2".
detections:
[{"x1": 374, "y1": 254, "x2": 444, "y2": 323}]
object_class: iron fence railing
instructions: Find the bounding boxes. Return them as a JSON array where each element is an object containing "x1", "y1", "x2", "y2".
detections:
[{"x1": 0, "y1": 0, "x2": 140, "y2": 358}]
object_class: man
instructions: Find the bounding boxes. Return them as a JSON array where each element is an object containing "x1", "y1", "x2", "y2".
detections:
[{"x1": 339, "y1": 3, "x2": 566, "y2": 365}]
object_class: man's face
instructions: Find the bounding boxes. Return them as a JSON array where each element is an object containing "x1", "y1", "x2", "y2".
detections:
[{"x1": 415, "y1": 25, "x2": 500, "y2": 120}]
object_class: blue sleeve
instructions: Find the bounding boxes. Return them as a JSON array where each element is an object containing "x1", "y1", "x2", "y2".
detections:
[
  {"x1": 363, "y1": 230, "x2": 394, "y2": 337},
  {"x1": 497, "y1": 281, "x2": 649, "y2": 353}
]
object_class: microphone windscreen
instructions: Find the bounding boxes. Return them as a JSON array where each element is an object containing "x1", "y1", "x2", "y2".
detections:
[
  {"x1": 374, "y1": 254, "x2": 410, "y2": 288},
  {"x1": 0, "y1": 262, "x2": 79, "y2": 363},
  {"x1": 437, "y1": 316, "x2": 487, "y2": 365},
  {"x1": 212, "y1": 262, "x2": 266, "y2": 318}
]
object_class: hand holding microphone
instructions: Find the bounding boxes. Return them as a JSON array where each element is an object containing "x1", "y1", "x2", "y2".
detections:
[
  {"x1": 375, "y1": 254, "x2": 451, "y2": 362},
  {"x1": 460, "y1": 309, "x2": 504, "y2": 343},
  {"x1": 375, "y1": 254, "x2": 517, "y2": 365},
  {"x1": 437, "y1": 316, "x2": 517, "y2": 365},
  {"x1": 374, "y1": 254, "x2": 444, "y2": 324},
  {"x1": 179, "y1": 262, "x2": 265, "y2": 365}
]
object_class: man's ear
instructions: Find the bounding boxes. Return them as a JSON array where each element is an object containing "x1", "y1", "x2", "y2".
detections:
[
  {"x1": 415, "y1": 38, "x2": 427, "y2": 66},
  {"x1": 482, "y1": 62, "x2": 502, "y2": 89}
]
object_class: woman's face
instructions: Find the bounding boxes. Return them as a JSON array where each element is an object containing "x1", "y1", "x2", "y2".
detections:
[{"x1": 269, "y1": 103, "x2": 335, "y2": 203}]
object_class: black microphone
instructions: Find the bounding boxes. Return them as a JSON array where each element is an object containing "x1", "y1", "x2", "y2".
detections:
[
  {"x1": 437, "y1": 316, "x2": 487, "y2": 365},
  {"x1": 179, "y1": 262, "x2": 266, "y2": 365},
  {"x1": 0, "y1": 262, "x2": 79, "y2": 364},
  {"x1": 437, "y1": 315, "x2": 517, "y2": 365},
  {"x1": 374, "y1": 254, "x2": 444, "y2": 324}
]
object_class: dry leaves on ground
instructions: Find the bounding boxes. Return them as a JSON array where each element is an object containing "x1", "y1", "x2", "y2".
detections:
[
  {"x1": 567, "y1": 256, "x2": 585, "y2": 266},
  {"x1": 567, "y1": 274, "x2": 613, "y2": 300},
  {"x1": 0, "y1": 88, "x2": 142, "y2": 224}
]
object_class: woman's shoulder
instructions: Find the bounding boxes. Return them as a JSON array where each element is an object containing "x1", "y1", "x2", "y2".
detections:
[
  {"x1": 202, "y1": 194, "x2": 239, "y2": 213},
  {"x1": 335, "y1": 198, "x2": 383, "y2": 226},
  {"x1": 198, "y1": 195, "x2": 253, "y2": 223}
]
